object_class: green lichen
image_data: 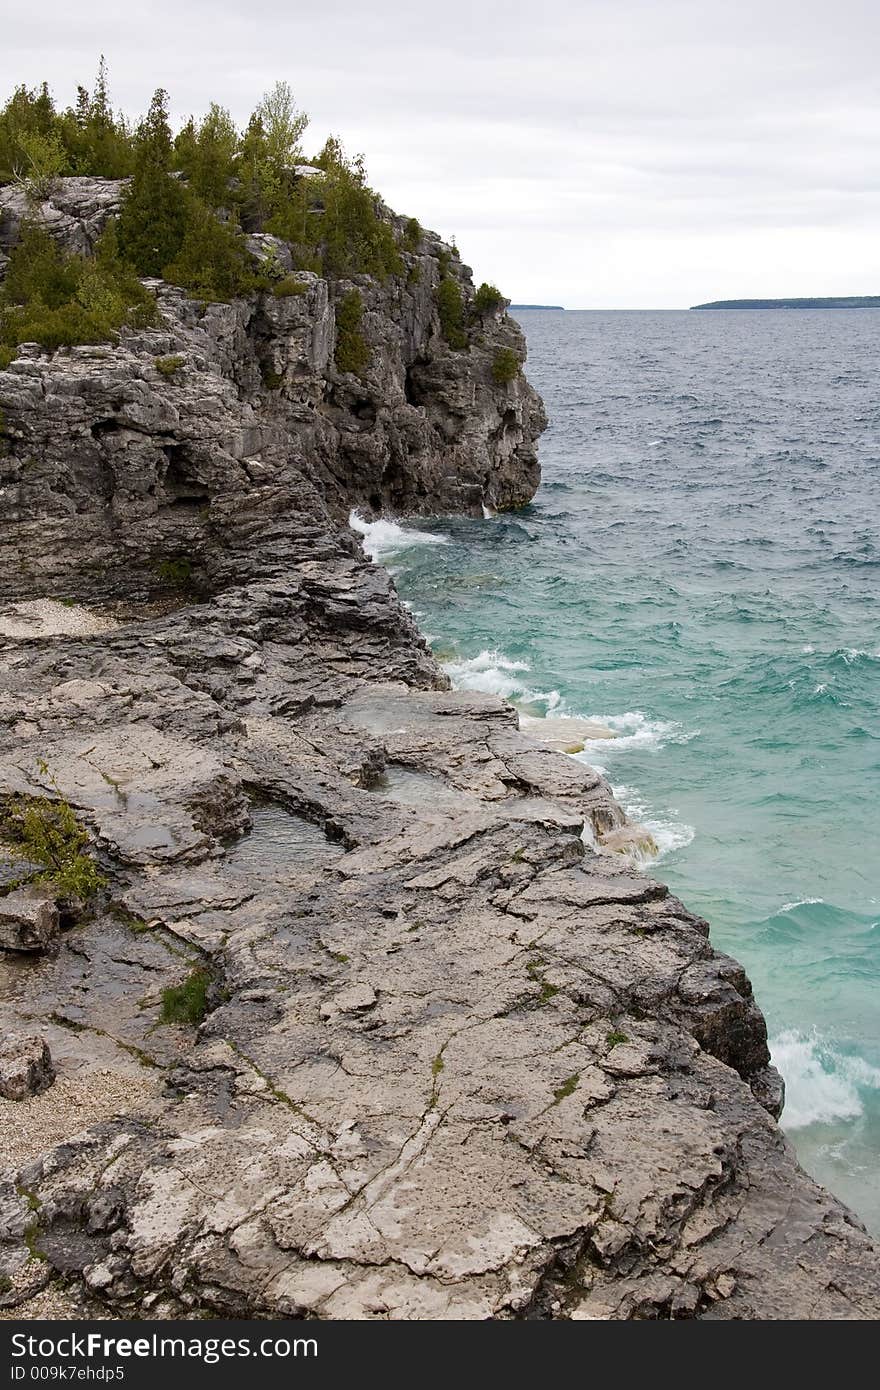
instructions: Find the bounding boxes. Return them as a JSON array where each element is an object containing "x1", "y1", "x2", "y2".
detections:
[{"x1": 553, "y1": 1073, "x2": 580, "y2": 1103}]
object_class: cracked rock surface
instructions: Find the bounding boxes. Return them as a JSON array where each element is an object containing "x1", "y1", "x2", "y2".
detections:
[{"x1": 1, "y1": 181, "x2": 879, "y2": 1320}]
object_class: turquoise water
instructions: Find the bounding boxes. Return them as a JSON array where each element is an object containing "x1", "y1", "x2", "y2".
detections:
[{"x1": 358, "y1": 308, "x2": 880, "y2": 1232}]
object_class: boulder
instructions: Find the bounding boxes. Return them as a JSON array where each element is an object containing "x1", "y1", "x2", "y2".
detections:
[
  {"x1": 0, "y1": 890, "x2": 60, "y2": 953},
  {"x1": 0, "y1": 1035, "x2": 55, "y2": 1100}
]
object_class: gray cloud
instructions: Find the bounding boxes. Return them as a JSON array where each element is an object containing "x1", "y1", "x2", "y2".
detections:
[{"x1": 4, "y1": 0, "x2": 879, "y2": 306}]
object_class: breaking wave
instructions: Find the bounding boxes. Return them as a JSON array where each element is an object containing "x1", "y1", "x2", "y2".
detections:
[
  {"x1": 349, "y1": 510, "x2": 448, "y2": 563},
  {"x1": 772, "y1": 1030, "x2": 880, "y2": 1130}
]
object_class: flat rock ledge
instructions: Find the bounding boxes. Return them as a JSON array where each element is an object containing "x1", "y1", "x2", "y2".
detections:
[{"x1": 0, "y1": 564, "x2": 878, "y2": 1321}]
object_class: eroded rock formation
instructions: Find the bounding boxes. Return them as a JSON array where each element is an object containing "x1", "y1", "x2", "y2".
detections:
[{"x1": 0, "y1": 181, "x2": 878, "y2": 1320}]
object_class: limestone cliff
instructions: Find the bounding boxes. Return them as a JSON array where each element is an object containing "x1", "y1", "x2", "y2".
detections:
[
  {"x1": 0, "y1": 181, "x2": 879, "y2": 1321},
  {"x1": 0, "y1": 179, "x2": 544, "y2": 603}
]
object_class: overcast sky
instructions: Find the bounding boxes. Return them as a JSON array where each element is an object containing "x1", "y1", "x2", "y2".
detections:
[{"x1": 5, "y1": 0, "x2": 880, "y2": 307}]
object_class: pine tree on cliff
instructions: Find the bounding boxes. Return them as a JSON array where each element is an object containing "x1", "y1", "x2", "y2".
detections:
[{"x1": 117, "y1": 88, "x2": 186, "y2": 276}]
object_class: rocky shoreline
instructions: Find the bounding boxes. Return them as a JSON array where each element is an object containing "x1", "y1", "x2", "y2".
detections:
[{"x1": 1, "y1": 180, "x2": 879, "y2": 1320}]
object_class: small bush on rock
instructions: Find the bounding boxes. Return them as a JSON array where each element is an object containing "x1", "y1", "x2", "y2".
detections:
[
  {"x1": 155, "y1": 556, "x2": 194, "y2": 588},
  {"x1": 0, "y1": 221, "x2": 156, "y2": 357},
  {"x1": 437, "y1": 277, "x2": 467, "y2": 349},
  {"x1": 491, "y1": 347, "x2": 519, "y2": 384},
  {"x1": 1, "y1": 763, "x2": 106, "y2": 901},
  {"x1": 160, "y1": 968, "x2": 210, "y2": 1025},
  {"x1": 272, "y1": 274, "x2": 308, "y2": 297},
  {"x1": 474, "y1": 282, "x2": 506, "y2": 315},
  {"x1": 154, "y1": 354, "x2": 184, "y2": 377},
  {"x1": 334, "y1": 289, "x2": 370, "y2": 374}
]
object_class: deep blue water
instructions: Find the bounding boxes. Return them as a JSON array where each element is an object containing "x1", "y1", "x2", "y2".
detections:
[{"x1": 359, "y1": 308, "x2": 880, "y2": 1232}]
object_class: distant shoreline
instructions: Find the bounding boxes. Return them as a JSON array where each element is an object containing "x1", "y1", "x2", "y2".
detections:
[
  {"x1": 509, "y1": 304, "x2": 565, "y2": 311},
  {"x1": 691, "y1": 296, "x2": 880, "y2": 310}
]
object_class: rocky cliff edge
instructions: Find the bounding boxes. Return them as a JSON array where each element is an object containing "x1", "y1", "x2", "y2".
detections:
[{"x1": 0, "y1": 180, "x2": 878, "y2": 1320}]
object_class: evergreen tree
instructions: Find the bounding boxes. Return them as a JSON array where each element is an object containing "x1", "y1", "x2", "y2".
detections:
[
  {"x1": 117, "y1": 88, "x2": 186, "y2": 275},
  {"x1": 174, "y1": 103, "x2": 238, "y2": 206}
]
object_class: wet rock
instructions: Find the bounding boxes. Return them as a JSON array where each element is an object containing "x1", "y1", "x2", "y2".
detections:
[{"x1": 0, "y1": 1035, "x2": 55, "y2": 1100}]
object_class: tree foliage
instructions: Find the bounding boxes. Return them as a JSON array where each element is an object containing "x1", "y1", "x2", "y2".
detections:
[
  {"x1": 0, "y1": 220, "x2": 156, "y2": 357},
  {"x1": 0, "y1": 65, "x2": 492, "y2": 333},
  {"x1": 163, "y1": 195, "x2": 254, "y2": 301},
  {"x1": 173, "y1": 103, "x2": 238, "y2": 206},
  {"x1": 491, "y1": 346, "x2": 520, "y2": 384},
  {"x1": 1, "y1": 762, "x2": 106, "y2": 901},
  {"x1": 436, "y1": 276, "x2": 467, "y2": 349},
  {"x1": 117, "y1": 89, "x2": 187, "y2": 275},
  {"x1": 475, "y1": 282, "x2": 506, "y2": 314},
  {"x1": 0, "y1": 60, "x2": 132, "y2": 188},
  {"x1": 334, "y1": 289, "x2": 370, "y2": 374}
]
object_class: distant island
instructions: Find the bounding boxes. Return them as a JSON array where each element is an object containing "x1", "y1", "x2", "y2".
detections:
[
  {"x1": 691, "y1": 296, "x2": 880, "y2": 310},
  {"x1": 509, "y1": 303, "x2": 565, "y2": 311}
]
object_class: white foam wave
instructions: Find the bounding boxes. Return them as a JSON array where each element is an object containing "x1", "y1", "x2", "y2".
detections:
[
  {"x1": 610, "y1": 782, "x2": 696, "y2": 862},
  {"x1": 772, "y1": 1030, "x2": 880, "y2": 1129},
  {"x1": 443, "y1": 649, "x2": 562, "y2": 710},
  {"x1": 349, "y1": 510, "x2": 447, "y2": 563},
  {"x1": 574, "y1": 710, "x2": 694, "y2": 754},
  {"x1": 779, "y1": 897, "x2": 824, "y2": 913},
  {"x1": 837, "y1": 647, "x2": 879, "y2": 665}
]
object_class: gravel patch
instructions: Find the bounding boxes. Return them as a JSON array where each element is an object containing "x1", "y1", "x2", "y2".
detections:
[
  {"x1": 0, "y1": 1068, "x2": 160, "y2": 1173},
  {"x1": 0, "y1": 600, "x2": 119, "y2": 639}
]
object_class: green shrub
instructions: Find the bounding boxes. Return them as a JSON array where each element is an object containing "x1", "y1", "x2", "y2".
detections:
[
  {"x1": 163, "y1": 195, "x2": 254, "y2": 302},
  {"x1": 491, "y1": 347, "x2": 519, "y2": 385},
  {"x1": 1, "y1": 763, "x2": 106, "y2": 901},
  {"x1": 475, "y1": 282, "x2": 506, "y2": 314},
  {"x1": 261, "y1": 366, "x2": 283, "y2": 390},
  {"x1": 268, "y1": 138, "x2": 403, "y2": 281},
  {"x1": 272, "y1": 274, "x2": 307, "y2": 297},
  {"x1": 154, "y1": 354, "x2": 184, "y2": 377},
  {"x1": 334, "y1": 288, "x2": 370, "y2": 374},
  {"x1": 11, "y1": 128, "x2": 66, "y2": 199},
  {"x1": 0, "y1": 346, "x2": 13, "y2": 370},
  {"x1": 403, "y1": 217, "x2": 421, "y2": 252},
  {"x1": 0, "y1": 220, "x2": 156, "y2": 358},
  {"x1": 155, "y1": 556, "x2": 193, "y2": 587},
  {"x1": 160, "y1": 968, "x2": 210, "y2": 1025},
  {"x1": 436, "y1": 277, "x2": 467, "y2": 349}
]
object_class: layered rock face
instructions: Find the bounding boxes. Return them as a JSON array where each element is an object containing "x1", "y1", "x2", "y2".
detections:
[
  {"x1": 0, "y1": 179, "x2": 544, "y2": 603},
  {"x1": 1, "y1": 183, "x2": 879, "y2": 1320}
]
